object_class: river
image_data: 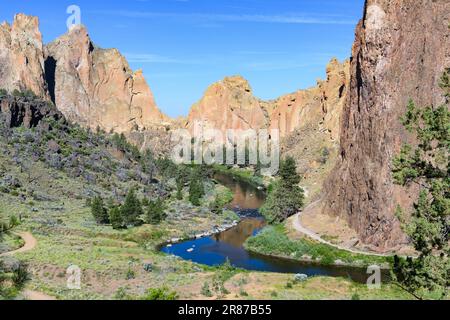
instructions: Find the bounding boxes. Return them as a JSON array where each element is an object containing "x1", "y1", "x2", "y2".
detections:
[{"x1": 161, "y1": 172, "x2": 382, "y2": 283}]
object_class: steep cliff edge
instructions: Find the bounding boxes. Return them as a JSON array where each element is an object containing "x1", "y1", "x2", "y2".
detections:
[
  {"x1": 322, "y1": 0, "x2": 450, "y2": 251},
  {"x1": 184, "y1": 60, "x2": 350, "y2": 198},
  {"x1": 0, "y1": 14, "x2": 48, "y2": 99},
  {"x1": 186, "y1": 59, "x2": 349, "y2": 140},
  {"x1": 45, "y1": 25, "x2": 166, "y2": 133},
  {"x1": 0, "y1": 14, "x2": 166, "y2": 135}
]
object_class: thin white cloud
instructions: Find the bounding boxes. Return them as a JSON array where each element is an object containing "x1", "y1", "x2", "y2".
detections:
[
  {"x1": 244, "y1": 61, "x2": 313, "y2": 72},
  {"x1": 124, "y1": 53, "x2": 200, "y2": 64},
  {"x1": 93, "y1": 10, "x2": 357, "y2": 25}
]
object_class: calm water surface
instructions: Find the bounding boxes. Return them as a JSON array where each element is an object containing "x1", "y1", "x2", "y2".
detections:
[{"x1": 161, "y1": 172, "x2": 384, "y2": 283}]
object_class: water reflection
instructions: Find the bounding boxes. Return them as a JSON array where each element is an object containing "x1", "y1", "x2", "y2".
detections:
[
  {"x1": 161, "y1": 172, "x2": 385, "y2": 284},
  {"x1": 214, "y1": 172, "x2": 265, "y2": 210},
  {"x1": 214, "y1": 218, "x2": 266, "y2": 248}
]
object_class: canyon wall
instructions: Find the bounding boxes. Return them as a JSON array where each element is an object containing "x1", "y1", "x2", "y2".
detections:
[
  {"x1": 184, "y1": 59, "x2": 350, "y2": 199},
  {"x1": 186, "y1": 59, "x2": 349, "y2": 141},
  {"x1": 0, "y1": 14, "x2": 166, "y2": 135},
  {"x1": 322, "y1": 0, "x2": 450, "y2": 251},
  {"x1": 0, "y1": 14, "x2": 48, "y2": 99},
  {"x1": 46, "y1": 25, "x2": 166, "y2": 133}
]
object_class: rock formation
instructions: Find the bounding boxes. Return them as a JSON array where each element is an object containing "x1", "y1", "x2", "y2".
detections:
[
  {"x1": 186, "y1": 59, "x2": 349, "y2": 142},
  {"x1": 0, "y1": 95, "x2": 61, "y2": 129},
  {"x1": 269, "y1": 58, "x2": 349, "y2": 141},
  {"x1": 45, "y1": 25, "x2": 166, "y2": 133},
  {"x1": 0, "y1": 14, "x2": 166, "y2": 135},
  {"x1": 186, "y1": 76, "x2": 270, "y2": 134},
  {"x1": 183, "y1": 59, "x2": 350, "y2": 199},
  {"x1": 0, "y1": 14, "x2": 48, "y2": 99},
  {"x1": 322, "y1": 0, "x2": 450, "y2": 251}
]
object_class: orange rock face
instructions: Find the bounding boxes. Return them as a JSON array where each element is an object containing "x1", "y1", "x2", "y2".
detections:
[
  {"x1": 322, "y1": 0, "x2": 450, "y2": 251},
  {"x1": 186, "y1": 76, "x2": 270, "y2": 134},
  {"x1": 186, "y1": 59, "x2": 349, "y2": 141},
  {"x1": 269, "y1": 59, "x2": 349, "y2": 140},
  {"x1": 45, "y1": 25, "x2": 166, "y2": 133},
  {"x1": 0, "y1": 14, "x2": 48, "y2": 98}
]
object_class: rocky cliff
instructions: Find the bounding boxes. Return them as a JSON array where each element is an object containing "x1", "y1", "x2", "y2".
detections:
[
  {"x1": 270, "y1": 58, "x2": 349, "y2": 141},
  {"x1": 184, "y1": 60, "x2": 349, "y2": 198},
  {"x1": 46, "y1": 25, "x2": 166, "y2": 133},
  {"x1": 186, "y1": 76, "x2": 270, "y2": 134},
  {"x1": 0, "y1": 95, "x2": 61, "y2": 129},
  {"x1": 0, "y1": 14, "x2": 166, "y2": 135},
  {"x1": 322, "y1": 0, "x2": 450, "y2": 251},
  {"x1": 186, "y1": 59, "x2": 349, "y2": 141},
  {"x1": 0, "y1": 14, "x2": 48, "y2": 99}
]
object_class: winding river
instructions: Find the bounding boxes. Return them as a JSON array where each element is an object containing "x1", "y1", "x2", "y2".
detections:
[{"x1": 161, "y1": 172, "x2": 382, "y2": 283}]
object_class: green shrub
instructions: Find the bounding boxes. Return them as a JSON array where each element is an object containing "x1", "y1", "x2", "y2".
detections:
[
  {"x1": 146, "y1": 199, "x2": 167, "y2": 225},
  {"x1": 351, "y1": 293, "x2": 361, "y2": 300},
  {"x1": 109, "y1": 206, "x2": 125, "y2": 230},
  {"x1": 201, "y1": 282, "x2": 213, "y2": 297},
  {"x1": 141, "y1": 287, "x2": 178, "y2": 300},
  {"x1": 11, "y1": 262, "x2": 29, "y2": 289},
  {"x1": 90, "y1": 196, "x2": 109, "y2": 224}
]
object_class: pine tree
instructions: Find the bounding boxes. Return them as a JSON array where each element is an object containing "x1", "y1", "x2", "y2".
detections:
[
  {"x1": 261, "y1": 157, "x2": 304, "y2": 223},
  {"x1": 146, "y1": 199, "x2": 167, "y2": 225},
  {"x1": 391, "y1": 71, "x2": 449, "y2": 300},
  {"x1": 120, "y1": 189, "x2": 143, "y2": 227},
  {"x1": 109, "y1": 206, "x2": 125, "y2": 230},
  {"x1": 279, "y1": 157, "x2": 301, "y2": 188},
  {"x1": 91, "y1": 196, "x2": 109, "y2": 224},
  {"x1": 188, "y1": 167, "x2": 205, "y2": 207},
  {"x1": 189, "y1": 177, "x2": 204, "y2": 206}
]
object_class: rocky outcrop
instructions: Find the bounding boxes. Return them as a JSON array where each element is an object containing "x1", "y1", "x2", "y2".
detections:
[
  {"x1": 0, "y1": 14, "x2": 167, "y2": 134},
  {"x1": 322, "y1": 0, "x2": 450, "y2": 251},
  {"x1": 45, "y1": 25, "x2": 166, "y2": 133},
  {"x1": 0, "y1": 95, "x2": 61, "y2": 129},
  {"x1": 186, "y1": 59, "x2": 349, "y2": 142},
  {"x1": 186, "y1": 76, "x2": 270, "y2": 134},
  {"x1": 270, "y1": 58, "x2": 349, "y2": 141},
  {"x1": 183, "y1": 60, "x2": 349, "y2": 198},
  {"x1": 0, "y1": 14, "x2": 48, "y2": 98}
]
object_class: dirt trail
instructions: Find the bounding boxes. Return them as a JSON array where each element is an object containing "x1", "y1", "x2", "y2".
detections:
[
  {"x1": 292, "y1": 200, "x2": 390, "y2": 258},
  {"x1": 1, "y1": 232, "x2": 57, "y2": 300},
  {"x1": 0, "y1": 232, "x2": 37, "y2": 257}
]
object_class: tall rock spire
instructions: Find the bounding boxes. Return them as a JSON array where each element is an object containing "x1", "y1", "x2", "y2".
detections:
[
  {"x1": 45, "y1": 24, "x2": 166, "y2": 133},
  {"x1": 322, "y1": 0, "x2": 450, "y2": 251},
  {"x1": 0, "y1": 14, "x2": 49, "y2": 98}
]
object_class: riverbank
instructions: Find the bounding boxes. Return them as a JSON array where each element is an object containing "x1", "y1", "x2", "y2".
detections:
[
  {"x1": 211, "y1": 165, "x2": 268, "y2": 190},
  {"x1": 244, "y1": 225, "x2": 392, "y2": 269}
]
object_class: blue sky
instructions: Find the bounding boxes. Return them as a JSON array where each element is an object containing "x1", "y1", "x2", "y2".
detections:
[{"x1": 1, "y1": 0, "x2": 365, "y2": 117}]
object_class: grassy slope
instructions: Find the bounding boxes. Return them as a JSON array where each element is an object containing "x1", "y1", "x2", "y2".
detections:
[
  {"x1": 0, "y1": 96, "x2": 410, "y2": 300},
  {"x1": 245, "y1": 225, "x2": 391, "y2": 268}
]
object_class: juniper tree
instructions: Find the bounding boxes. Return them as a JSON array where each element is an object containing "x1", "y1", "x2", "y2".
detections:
[
  {"x1": 121, "y1": 189, "x2": 143, "y2": 226},
  {"x1": 109, "y1": 206, "x2": 125, "y2": 230},
  {"x1": 146, "y1": 199, "x2": 167, "y2": 225},
  {"x1": 176, "y1": 179, "x2": 184, "y2": 200},
  {"x1": 189, "y1": 176, "x2": 205, "y2": 207},
  {"x1": 391, "y1": 71, "x2": 449, "y2": 300},
  {"x1": 188, "y1": 168, "x2": 205, "y2": 207},
  {"x1": 91, "y1": 196, "x2": 109, "y2": 224}
]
